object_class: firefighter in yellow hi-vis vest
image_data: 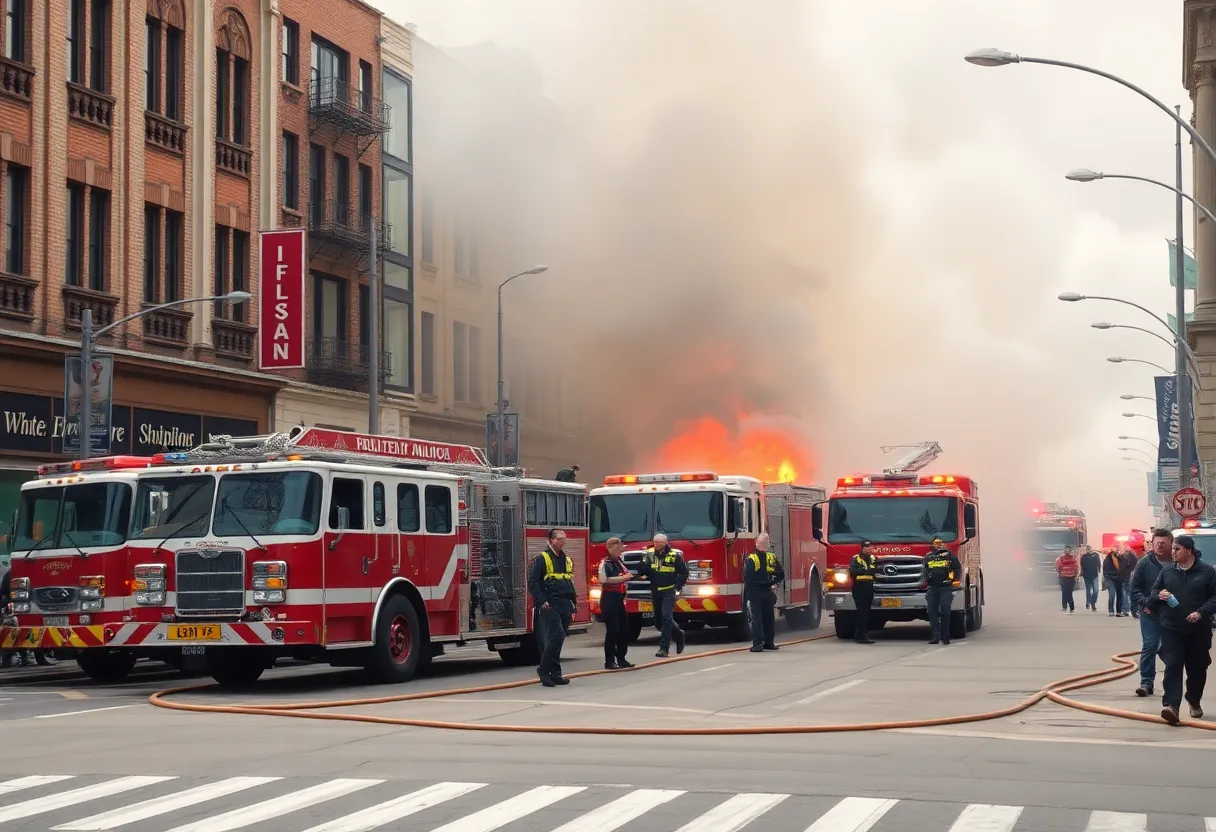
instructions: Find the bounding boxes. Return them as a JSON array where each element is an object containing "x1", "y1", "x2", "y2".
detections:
[
  {"x1": 923, "y1": 537, "x2": 962, "y2": 645},
  {"x1": 743, "y1": 533, "x2": 786, "y2": 652},
  {"x1": 849, "y1": 541, "x2": 878, "y2": 644},
  {"x1": 636, "y1": 533, "x2": 688, "y2": 657}
]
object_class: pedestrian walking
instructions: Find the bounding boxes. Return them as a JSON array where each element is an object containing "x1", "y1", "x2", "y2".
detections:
[
  {"x1": 1118, "y1": 547, "x2": 1136, "y2": 617},
  {"x1": 1130, "y1": 529, "x2": 1174, "y2": 698},
  {"x1": 1103, "y1": 548, "x2": 1129, "y2": 617},
  {"x1": 528, "y1": 528, "x2": 577, "y2": 687},
  {"x1": 597, "y1": 537, "x2": 634, "y2": 670},
  {"x1": 1055, "y1": 546, "x2": 1080, "y2": 613},
  {"x1": 636, "y1": 533, "x2": 687, "y2": 658},
  {"x1": 849, "y1": 541, "x2": 877, "y2": 644},
  {"x1": 1079, "y1": 545, "x2": 1101, "y2": 611},
  {"x1": 923, "y1": 537, "x2": 961, "y2": 645},
  {"x1": 1149, "y1": 535, "x2": 1216, "y2": 724},
  {"x1": 743, "y1": 533, "x2": 784, "y2": 653}
]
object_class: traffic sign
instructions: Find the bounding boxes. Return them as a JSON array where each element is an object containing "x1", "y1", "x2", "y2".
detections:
[{"x1": 1172, "y1": 487, "x2": 1207, "y2": 519}]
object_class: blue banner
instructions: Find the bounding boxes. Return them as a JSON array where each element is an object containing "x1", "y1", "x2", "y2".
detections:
[{"x1": 1155, "y1": 375, "x2": 1199, "y2": 492}]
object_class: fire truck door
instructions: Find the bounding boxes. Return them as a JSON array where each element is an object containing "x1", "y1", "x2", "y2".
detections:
[{"x1": 767, "y1": 504, "x2": 791, "y2": 608}]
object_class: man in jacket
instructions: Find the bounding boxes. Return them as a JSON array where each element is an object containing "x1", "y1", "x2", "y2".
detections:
[
  {"x1": 1079, "y1": 545, "x2": 1102, "y2": 611},
  {"x1": 1130, "y1": 529, "x2": 1174, "y2": 698},
  {"x1": 527, "y1": 528, "x2": 578, "y2": 687},
  {"x1": 636, "y1": 533, "x2": 688, "y2": 658},
  {"x1": 849, "y1": 541, "x2": 877, "y2": 645},
  {"x1": 1055, "y1": 546, "x2": 1080, "y2": 613},
  {"x1": 1103, "y1": 549, "x2": 1129, "y2": 617},
  {"x1": 1149, "y1": 534, "x2": 1216, "y2": 724},
  {"x1": 743, "y1": 532, "x2": 785, "y2": 653},
  {"x1": 923, "y1": 538, "x2": 962, "y2": 645}
]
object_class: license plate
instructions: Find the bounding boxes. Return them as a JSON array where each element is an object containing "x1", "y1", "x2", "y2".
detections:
[
  {"x1": 42, "y1": 617, "x2": 69, "y2": 627},
  {"x1": 180, "y1": 646, "x2": 206, "y2": 655},
  {"x1": 167, "y1": 624, "x2": 221, "y2": 641},
  {"x1": 880, "y1": 597, "x2": 902, "y2": 609},
  {"x1": 637, "y1": 601, "x2": 653, "y2": 613}
]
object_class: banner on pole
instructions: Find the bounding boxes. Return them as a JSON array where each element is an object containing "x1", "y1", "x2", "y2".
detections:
[
  {"x1": 1168, "y1": 239, "x2": 1198, "y2": 290},
  {"x1": 1168, "y1": 312, "x2": 1195, "y2": 334},
  {"x1": 63, "y1": 355, "x2": 114, "y2": 455},
  {"x1": 258, "y1": 228, "x2": 307, "y2": 370},
  {"x1": 1155, "y1": 374, "x2": 1199, "y2": 492}
]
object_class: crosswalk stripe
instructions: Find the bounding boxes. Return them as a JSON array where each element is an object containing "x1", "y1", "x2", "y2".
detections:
[
  {"x1": 1205, "y1": 818, "x2": 1216, "y2": 832},
  {"x1": 0, "y1": 774, "x2": 76, "y2": 797},
  {"x1": 1085, "y1": 811, "x2": 1148, "y2": 831},
  {"x1": 163, "y1": 779, "x2": 383, "y2": 832},
  {"x1": 52, "y1": 776, "x2": 284, "y2": 830},
  {"x1": 675, "y1": 792, "x2": 790, "y2": 832},
  {"x1": 297, "y1": 782, "x2": 489, "y2": 832},
  {"x1": 804, "y1": 797, "x2": 897, "y2": 832},
  {"x1": 429, "y1": 785, "x2": 586, "y2": 832},
  {"x1": 0, "y1": 776, "x2": 176, "y2": 824},
  {"x1": 547, "y1": 788, "x2": 686, "y2": 832},
  {"x1": 948, "y1": 804, "x2": 1023, "y2": 832}
]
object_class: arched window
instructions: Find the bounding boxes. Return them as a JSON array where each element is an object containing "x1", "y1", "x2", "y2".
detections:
[
  {"x1": 215, "y1": 8, "x2": 251, "y2": 146},
  {"x1": 145, "y1": 0, "x2": 185, "y2": 121}
]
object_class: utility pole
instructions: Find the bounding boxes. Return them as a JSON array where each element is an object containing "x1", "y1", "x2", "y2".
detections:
[
  {"x1": 1176, "y1": 104, "x2": 1192, "y2": 489},
  {"x1": 368, "y1": 220, "x2": 380, "y2": 434},
  {"x1": 79, "y1": 308, "x2": 93, "y2": 461}
]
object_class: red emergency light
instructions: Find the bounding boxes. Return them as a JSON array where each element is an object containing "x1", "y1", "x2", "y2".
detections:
[
  {"x1": 38, "y1": 456, "x2": 154, "y2": 476},
  {"x1": 603, "y1": 472, "x2": 717, "y2": 486}
]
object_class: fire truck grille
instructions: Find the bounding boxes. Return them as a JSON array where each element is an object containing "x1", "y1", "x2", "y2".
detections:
[
  {"x1": 873, "y1": 557, "x2": 925, "y2": 594},
  {"x1": 622, "y1": 551, "x2": 653, "y2": 598},
  {"x1": 176, "y1": 549, "x2": 245, "y2": 617}
]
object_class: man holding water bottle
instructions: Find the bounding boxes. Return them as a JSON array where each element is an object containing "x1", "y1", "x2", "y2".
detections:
[{"x1": 1149, "y1": 535, "x2": 1216, "y2": 724}]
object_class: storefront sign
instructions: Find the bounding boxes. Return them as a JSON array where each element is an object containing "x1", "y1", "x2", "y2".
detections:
[
  {"x1": 63, "y1": 355, "x2": 114, "y2": 456},
  {"x1": 259, "y1": 228, "x2": 306, "y2": 370},
  {"x1": 293, "y1": 427, "x2": 489, "y2": 466}
]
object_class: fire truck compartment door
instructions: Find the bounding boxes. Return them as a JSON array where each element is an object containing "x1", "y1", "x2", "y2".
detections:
[{"x1": 766, "y1": 502, "x2": 791, "y2": 608}]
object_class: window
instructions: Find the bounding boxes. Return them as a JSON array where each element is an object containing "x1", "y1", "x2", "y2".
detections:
[
  {"x1": 396, "y1": 483, "x2": 420, "y2": 532},
  {"x1": 359, "y1": 164, "x2": 372, "y2": 227},
  {"x1": 215, "y1": 48, "x2": 228, "y2": 138},
  {"x1": 4, "y1": 164, "x2": 26, "y2": 276},
  {"x1": 453, "y1": 220, "x2": 466, "y2": 275},
  {"x1": 213, "y1": 472, "x2": 323, "y2": 536},
  {"x1": 89, "y1": 0, "x2": 109, "y2": 92},
  {"x1": 164, "y1": 209, "x2": 181, "y2": 303},
  {"x1": 384, "y1": 297, "x2": 411, "y2": 389},
  {"x1": 384, "y1": 260, "x2": 410, "y2": 293},
  {"x1": 216, "y1": 17, "x2": 251, "y2": 146},
  {"x1": 231, "y1": 230, "x2": 247, "y2": 321},
  {"x1": 383, "y1": 167, "x2": 410, "y2": 257},
  {"x1": 420, "y1": 311, "x2": 434, "y2": 395},
  {"x1": 383, "y1": 70, "x2": 411, "y2": 161},
  {"x1": 130, "y1": 476, "x2": 216, "y2": 540},
  {"x1": 281, "y1": 18, "x2": 299, "y2": 85},
  {"x1": 67, "y1": 0, "x2": 83, "y2": 82},
  {"x1": 372, "y1": 482, "x2": 385, "y2": 527},
  {"x1": 334, "y1": 154, "x2": 350, "y2": 225},
  {"x1": 165, "y1": 25, "x2": 182, "y2": 120},
  {"x1": 212, "y1": 225, "x2": 227, "y2": 316},
  {"x1": 313, "y1": 273, "x2": 345, "y2": 343},
  {"x1": 328, "y1": 478, "x2": 364, "y2": 530},
  {"x1": 282, "y1": 131, "x2": 299, "y2": 209},
  {"x1": 827, "y1": 496, "x2": 960, "y2": 544},
  {"x1": 213, "y1": 226, "x2": 247, "y2": 321},
  {"x1": 232, "y1": 57, "x2": 248, "y2": 144},
  {"x1": 87, "y1": 188, "x2": 109, "y2": 292},
  {"x1": 359, "y1": 59, "x2": 372, "y2": 113},
  {"x1": 66, "y1": 183, "x2": 84, "y2": 286},
  {"x1": 468, "y1": 325, "x2": 482, "y2": 404},
  {"x1": 143, "y1": 206, "x2": 159, "y2": 302},
  {"x1": 420, "y1": 194, "x2": 433, "y2": 264},
  {"x1": 310, "y1": 36, "x2": 348, "y2": 104},
  {"x1": 145, "y1": 15, "x2": 160, "y2": 110},
  {"x1": 424, "y1": 485, "x2": 451, "y2": 534},
  {"x1": 309, "y1": 144, "x2": 325, "y2": 227},
  {"x1": 452, "y1": 321, "x2": 480, "y2": 403},
  {"x1": 12, "y1": 482, "x2": 132, "y2": 551},
  {"x1": 358, "y1": 283, "x2": 369, "y2": 352},
  {"x1": 4, "y1": 0, "x2": 25, "y2": 63}
]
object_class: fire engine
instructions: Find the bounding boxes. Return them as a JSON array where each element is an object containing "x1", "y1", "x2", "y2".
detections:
[
  {"x1": 586, "y1": 471, "x2": 827, "y2": 642},
  {"x1": 1025, "y1": 502, "x2": 1087, "y2": 588},
  {"x1": 817, "y1": 442, "x2": 984, "y2": 641},
  {"x1": 0, "y1": 427, "x2": 590, "y2": 686}
]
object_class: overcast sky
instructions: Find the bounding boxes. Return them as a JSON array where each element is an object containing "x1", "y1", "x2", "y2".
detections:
[{"x1": 375, "y1": 0, "x2": 1190, "y2": 538}]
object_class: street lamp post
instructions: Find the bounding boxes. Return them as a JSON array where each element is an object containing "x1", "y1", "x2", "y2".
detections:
[
  {"x1": 77, "y1": 292, "x2": 252, "y2": 460},
  {"x1": 1092, "y1": 322, "x2": 1201, "y2": 380},
  {"x1": 1120, "y1": 394, "x2": 1154, "y2": 403},
  {"x1": 1119, "y1": 434, "x2": 1159, "y2": 450},
  {"x1": 1108, "y1": 357, "x2": 1173, "y2": 375},
  {"x1": 1058, "y1": 293, "x2": 1198, "y2": 368},
  {"x1": 495, "y1": 266, "x2": 549, "y2": 467},
  {"x1": 1064, "y1": 170, "x2": 1216, "y2": 225},
  {"x1": 1123, "y1": 412, "x2": 1157, "y2": 422},
  {"x1": 1120, "y1": 446, "x2": 1155, "y2": 460}
]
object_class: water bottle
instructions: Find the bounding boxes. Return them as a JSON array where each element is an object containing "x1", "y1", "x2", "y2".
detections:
[{"x1": 1167, "y1": 593, "x2": 1180, "y2": 609}]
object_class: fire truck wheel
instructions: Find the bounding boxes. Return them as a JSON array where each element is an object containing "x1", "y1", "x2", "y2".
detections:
[
  {"x1": 786, "y1": 575, "x2": 824, "y2": 631},
  {"x1": 727, "y1": 610, "x2": 752, "y2": 642},
  {"x1": 833, "y1": 611, "x2": 856, "y2": 640},
  {"x1": 367, "y1": 594, "x2": 424, "y2": 683},
  {"x1": 76, "y1": 649, "x2": 136, "y2": 684}
]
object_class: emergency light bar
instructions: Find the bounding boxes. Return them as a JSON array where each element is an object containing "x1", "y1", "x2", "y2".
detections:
[
  {"x1": 602, "y1": 472, "x2": 718, "y2": 486},
  {"x1": 38, "y1": 456, "x2": 154, "y2": 476},
  {"x1": 837, "y1": 474, "x2": 960, "y2": 488}
]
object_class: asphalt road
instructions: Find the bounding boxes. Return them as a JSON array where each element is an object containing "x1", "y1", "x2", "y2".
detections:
[{"x1": 1, "y1": 589, "x2": 1214, "y2": 831}]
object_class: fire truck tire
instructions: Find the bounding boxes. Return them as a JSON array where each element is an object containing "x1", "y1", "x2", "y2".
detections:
[
  {"x1": 949, "y1": 609, "x2": 968, "y2": 640},
  {"x1": 498, "y1": 635, "x2": 540, "y2": 667},
  {"x1": 727, "y1": 610, "x2": 752, "y2": 642},
  {"x1": 786, "y1": 575, "x2": 823, "y2": 630},
  {"x1": 76, "y1": 649, "x2": 136, "y2": 684},
  {"x1": 833, "y1": 611, "x2": 856, "y2": 640},
  {"x1": 366, "y1": 594, "x2": 426, "y2": 683}
]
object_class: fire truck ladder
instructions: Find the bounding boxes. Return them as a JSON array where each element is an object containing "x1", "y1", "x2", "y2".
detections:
[{"x1": 880, "y1": 441, "x2": 943, "y2": 475}]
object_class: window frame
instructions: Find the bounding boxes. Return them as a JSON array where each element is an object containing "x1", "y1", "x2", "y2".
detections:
[
  {"x1": 281, "y1": 17, "x2": 299, "y2": 86},
  {"x1": 4, "y1": 164, "x2": 27, "y2": 277},
  {"x1": 65, "y1": 182, "x2": 84, "y2": 286},
  {"x1": 282, "y1": 131, "x2": 299, "y2": 209},
  {"x1": 420, "y1": 310, "x2": 435, "y2": 396},
  {"x1": 87, "y1": 187, "x2": 109, "y2": 292},
  {"x1": 424, "y1": 484, "x2": 453, "y2": 535},
  {"x1": 4, "y1": 0, "x2": 26, "y2": 64},
  {"x1": 143, "y1": 205, "x2": 160, "y2": 303}
]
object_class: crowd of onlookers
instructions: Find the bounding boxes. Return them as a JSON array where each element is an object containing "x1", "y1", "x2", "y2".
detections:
[{"x1": 1054, "y1": 543, "x2": 1139, "y2": 614}]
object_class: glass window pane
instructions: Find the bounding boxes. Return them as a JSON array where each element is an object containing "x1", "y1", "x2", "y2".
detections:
[
  {"x1": 383, "y1": 72, "x2": 410, "y2": 161},
  {"x1": 383, "y1": 167, "x2": 410, "y2": 257},
  {"x1": 383, "y1": 260, "x2": 410, "y2": 292},
  {"x1": 384, "y1": 298, "x2": 411, "y2": 389}
]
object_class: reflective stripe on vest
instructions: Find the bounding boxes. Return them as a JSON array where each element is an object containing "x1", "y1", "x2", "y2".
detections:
[
  {"x1": 748, "y1": 551, "x2": 777, "y2": 573},
  {"x1": 647, "y1": 547, "x2": 678, "y2": 591},
  {"x1": 853, "y1": 554, "x2": 876, "y2": 581},
  {"x1": 542, "y1": 551, "x2": 573, "y2": 580}
]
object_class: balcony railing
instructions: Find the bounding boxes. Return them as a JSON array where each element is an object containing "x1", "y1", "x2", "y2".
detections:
[
  {"x1": 0, "y1": 271, "x2": 36, "y2": 321},
  {"x1": 308, "y1": 76, "x2": 390, "y2": 137},
  {"x1": 0, "y1": 56, "x2": 33, "y2": 103},
  {"x1": 306, "y1": 337, "x2": 390, "y2": 391},
  {"x1": 145, "y1": 112, "x2": 186, "y2": 154},
  {"x1": 307, "y1": 200, "x2": 390, "y2": 255},
  {"x1": 216, "y1": 138, "x2": 251, "y2": 177},
  {"x1": 67, "y1": 82, "x2": 115, "y2": 130},
  {"x1": 141, "y1": 303, "x2": 191, "y2": 348},
  {"x1": 213, "y1": 318, "x2": 257, "y2": 361},
  {"x1": 62, "y1": 285, "x2": 118, "y2": 332}
]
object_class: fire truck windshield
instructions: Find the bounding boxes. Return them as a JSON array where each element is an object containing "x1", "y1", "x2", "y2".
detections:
[
  {"x1": 589, "y1": 492, "x2": 724, "y2": 543},
  {"x1": 828, "y1": 496, "x2": 960, "y2": 544},
  {"x1": 213, "y1": 471, "x2": 324, "y2": 536},
  {"x1": 130, "y1": 475, "x2": 215, "y2": 540},
  {"x1": 1028, "y1": 529, "x2": 1083, "y2": 548},
  {"x1": 12, "y1": 483, "x2": 132, "y2": 551}
]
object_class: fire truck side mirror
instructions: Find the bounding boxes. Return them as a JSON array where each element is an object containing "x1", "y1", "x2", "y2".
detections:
[
  {"x1": 964, "y1": 503, "x2": 978, "y2": 541},
  {"x1": 329, "y1": 506, "x2": 352, "y2": 551},
  {"x1": 811, "y1": 502, "x2": 824, "y2": 541}
]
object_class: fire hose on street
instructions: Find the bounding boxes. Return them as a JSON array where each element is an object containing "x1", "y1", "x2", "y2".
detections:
[{"x1": 147, "y1": 635, "x2": 1213, "y2": 735}]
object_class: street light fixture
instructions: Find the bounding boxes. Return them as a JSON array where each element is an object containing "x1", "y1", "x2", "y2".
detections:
[
  {"x1": 1092, "y1": 321, "x2": 1179, "y2": 353},
  {"x1": 495, "y1": 266, "x2": 551, "y2": 467},
  {"x1": 77, "y1": 291, "x2": 252, "y2": 460},
  {"x1": 1108, "y1": 356, "x2": 1174, "y2": 375},
  {"x1": 1122, "y1": 412, "x2": 1156, "y2": 421},
  {"x1": 1065, "y1": 169, "x2": 1216, "y2": 224},
  {"x1": 1119, "y1": 435, "x2": 1158, "y2": 449},
  {"x1": 1120, "y1": 394, "x2": 1154, "y2": 402},
  {"x1": 1120, "y1": 446, "x2": 1154, "y2": 459},
  {"x1": 1059, "y1": 293, "x2": 1197, "y2": 365}
]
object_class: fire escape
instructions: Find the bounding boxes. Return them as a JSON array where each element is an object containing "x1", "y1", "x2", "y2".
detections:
[{"x1": 305, "y1": 73, "x2": 392, "y2": 392}]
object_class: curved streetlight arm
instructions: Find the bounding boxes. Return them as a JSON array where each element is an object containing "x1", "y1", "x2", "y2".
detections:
[
  {"x1": 94, "y1": 293, "x2": 247, "y2": 341},
  {"x1": 1096, "y1": 174, "x2": 1216, "y2": 225},
  {"x1": 1083, "y1": 295, "x2": 1199, "y2": 367},
  {"x1": 1106, "y1": 323, "x2": 1181, "y2": 353},
  {"x1": 1124, "y1": 413, "x2": 1158, "y2": 421},
  {"x1": 1118, "y1": 358, "x2": 1174, "y2": 374},
  {"x1": 1119, "y1": 435, "x2": 1159, "y2": 449}
]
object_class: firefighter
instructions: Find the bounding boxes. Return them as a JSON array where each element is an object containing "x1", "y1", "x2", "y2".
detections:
[
  {"x1": 850, "y1": 541, "x2": 878, "y2": 645},
  {"x1": 923, "y1": 537, "x2": 962, "y2": 645},
  {"x1": 597, "y1": 536, "x2": 635, "y2": 670},
  {"x1": 744, "y1": 532, "x2": 785, "y2": 652},
  {"x1": 527, "y1": 528, "x2": 577, "y2": 686},
  {"x1": 555, "y1": 465, "x2": 580, "y2": 483},
  {"x1": 636, "y1": 533, "x2": 687, "y2": 657}
]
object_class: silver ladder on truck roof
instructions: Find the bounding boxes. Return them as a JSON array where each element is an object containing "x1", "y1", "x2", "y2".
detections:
[{"x1": 880, "y1": 441, "x2": 943, "y2": 475}]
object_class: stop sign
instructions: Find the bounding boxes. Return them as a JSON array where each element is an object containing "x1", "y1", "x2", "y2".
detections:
[{"x1": 1172, "y1": 487, "x2": 1207, "y2": 519}]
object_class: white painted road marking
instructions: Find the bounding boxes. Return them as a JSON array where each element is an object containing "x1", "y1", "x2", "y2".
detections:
[
  {"x1": 775, "y1": 679, "x2": 867, "y2": 710},
  {"x1": 948, "y1": 804, "x2": 1024, "y2": 832},
  {"x1": 674, "y1": 663, "x2": 737, "y2": 677},
  {"x1": 54, "y1": 776, "x2": 283, "y2": 830},
  {"x1": 0, "y1": 774, "x2": 76, "y2": 798},
  {"x1": 1084, "y1": 811, "x2": 1147, "y2": 831},
  {"x1": 163, "y1": 779, "x2": 382, "y2": 832},
  {"x1": 674, "y1": 792, "x2": 789, "y2": 832},
  {"x1": 804, "y1": 797, "x2": 897, "y2": 832},
  {"x1": 33, "y1": 705, "x2": 136, "y2": 719},
  {"x1": 429, "y1": 785, "x2": 586, "y2": 832},
  {"x1": 298, "y1": 782, "x2": 488, "y2": 832},
  {"x1": 0, "y1": 776, "x2": 175, "y2": 824},
  {"x1": 548, "y1": 789, "x2": 685, "y2": 832}
]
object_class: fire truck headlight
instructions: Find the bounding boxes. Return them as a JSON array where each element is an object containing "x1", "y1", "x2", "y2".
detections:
[
  {"x1": 133, "y1": 564, "x2": 166, "y2": 594},
  {"x1": 696, "y1": 585, "x2": 717, "y2": 597},
  {"x1": 80, "y1": 601, "x2": 102, "y2": 612},
  {"x1": 589, "y1": 587, "x2": 602, "y2": 601},
  {"x1": 687, "y1": 561, "x2": 713, "y2": 581},
  {"x1": 252, "y1": 590, "x2": 285, "y2": 604},
  {"x1": 252, "y1": 561, "x2": 288, "y2": 599},
  {"x1": 78, "y1": 576, "x2": 105, "y2": 600},
  {"x1": 833, "y1": 571, "x2": 850, "y2": 585},
  {"x1": 11, "y1": 577, "x2": 28, "y2": 591},
  {"x1": 11, "y1": 590, "x2": 28, "y2": 601},
  {"x1": 134, "y1": 591, "x2": 165, "y2": 606},
  {"x1": 12, "y1": 602, "x2": 29, "y2": 613}
]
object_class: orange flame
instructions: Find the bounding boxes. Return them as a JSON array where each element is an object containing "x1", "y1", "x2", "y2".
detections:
[{"x1": 644, "y1": 416, "x2": 814, "y2": 484}]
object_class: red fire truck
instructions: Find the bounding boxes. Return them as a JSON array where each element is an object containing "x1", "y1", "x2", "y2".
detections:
[
  {"x1": 586, "y1": 471, "x2": 827, "y2": 642},
  {"x1": 1025, "y1": 502, "x2": 1087, "y2": 588},
  {"x1": 817, "y1": 442, "x2": 984, "y2": 641},
  {"x1": 1, "y1": 427, "x2": 590, "y2": 686}
]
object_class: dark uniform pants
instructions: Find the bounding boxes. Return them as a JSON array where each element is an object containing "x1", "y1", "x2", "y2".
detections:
[
  {"x1": 747, "y1": 590, "x2": 776, "y2": 649},
  {"x1": 655, "y1": 590, "x2": 682, "y2": 651},
  {"x1": 851, "y1": 582, "x2": 874, "y2": 639},
  {"x1": 1160, "y1": 626, "x2": 1213, "y2": 709},
  {"x1": 537, "y1": 607, "x2": 571, "y2": 679},
  {"x1": 600, "y1": 592, "x2": 629, "y2": 663},
  {"x1": 925, "y1": 585, "x2": 952, "y2": 640},
  {"x1": 1059, "y1": 577, "x2": 1076, "y2": 611}
]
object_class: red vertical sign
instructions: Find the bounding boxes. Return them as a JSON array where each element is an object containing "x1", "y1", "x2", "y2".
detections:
[{"x1": 258, "y1": 228, "x2": 306, "y2": 370}]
